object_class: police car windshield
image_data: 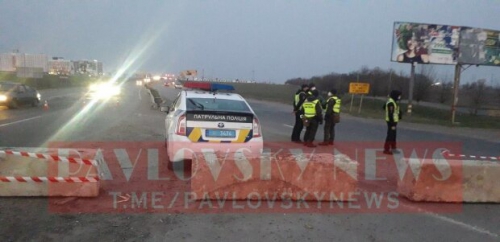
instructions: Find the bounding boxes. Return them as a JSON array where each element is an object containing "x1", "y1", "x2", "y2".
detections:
[{"x1": 186, "y1": 98, "x2": 251, "y2": 112}]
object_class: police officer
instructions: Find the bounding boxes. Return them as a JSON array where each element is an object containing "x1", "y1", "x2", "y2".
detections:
[
  {"x1": 319, "y1": 89, "x2": 341, "y2": 146},
  {"x1": 384, "y1": 90, "x2": 402, "y2": 155},
  {"x1": 291, "y1": 84, "x2": 309, "y2": 143},
  {"x1": 308, "y1": 83, "x2": 325, "y2": 105},
  {"x1": 301, "y1": 91, "x2": 323, "y2": 147}
]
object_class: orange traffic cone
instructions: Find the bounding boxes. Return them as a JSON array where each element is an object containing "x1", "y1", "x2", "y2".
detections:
[{"x1": 43, "y1": 100, "x2": 49, "y2": 110}]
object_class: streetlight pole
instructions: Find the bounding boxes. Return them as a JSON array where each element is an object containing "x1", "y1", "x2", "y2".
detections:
[{"x1": 408, "y1": 61, "x2": 416, "y2": 116}]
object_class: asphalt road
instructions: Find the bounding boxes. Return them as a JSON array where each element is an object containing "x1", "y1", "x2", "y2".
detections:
[{"x1": 0, "y1": 81, "x2": 499, "y2": 242}]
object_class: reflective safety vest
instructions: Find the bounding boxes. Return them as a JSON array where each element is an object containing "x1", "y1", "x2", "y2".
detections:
[
  {"x1": 327, "y1": 96, "x2": 341, "y2": 113},
  {"x1": 302, "y1": 99, "x2": 319, "y2": 118},
  {"x1": 294, "y1": 91, "x2": 305, "y2": 106},
  {"x1": 385, "y1": 98, "x2": 399, "y2": 122}
]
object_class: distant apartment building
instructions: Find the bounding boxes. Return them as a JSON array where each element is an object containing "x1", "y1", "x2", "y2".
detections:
[
  {"x1": 73, "y1": 60, "x2": 103, "y2": 76},
  {"x1": 0, "y1": 53, "x2": 16, "y2": 72},
  {"x1": 0, "y1": 52, "x2": 48, "y2": 73},
  {"x1": 48, "y1": 57, "x2": 74, "y2": 75}
]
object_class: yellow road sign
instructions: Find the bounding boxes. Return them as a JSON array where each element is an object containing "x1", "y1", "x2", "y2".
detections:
[{"x1": 349, "y1": 82, "x2": 370, "y2": 94}]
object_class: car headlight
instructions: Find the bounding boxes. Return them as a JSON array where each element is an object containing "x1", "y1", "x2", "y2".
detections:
[
  {"x1": 0, "y1": 95, "x2": 7, "y2": 102},
  {"x1": 36, "y1": 93, "x2": 41, "y2": 100},
  {"x1": 112, "y1": 87, "x2": 121, "y2": 96}
]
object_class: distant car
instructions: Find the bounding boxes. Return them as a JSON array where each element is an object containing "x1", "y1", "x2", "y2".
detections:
[
  {"x1": 84, "y1": 82, "x2": 121, "y2": 104},
  {"x1": 174, "y1": 82, "x2": 183, "y2": 89},
  {"x1": 0, "y1": 81, "x2": 41, "y2": 109},
  {"x1": 163, "y1": 82, "x2": 263, "y2": 169}
]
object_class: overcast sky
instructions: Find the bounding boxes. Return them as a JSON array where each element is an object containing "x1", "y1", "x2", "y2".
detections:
[{"x1": 1, "y1": 0, "x2": 500, "y2": 84}]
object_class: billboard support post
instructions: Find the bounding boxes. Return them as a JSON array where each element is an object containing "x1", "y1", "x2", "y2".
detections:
[
  {"x1": 451, "y1": 64, "x2": 462, "y2": 124},
  {"x1": 408, "y1": 62, "x2": 416, "y2": 116},
  {"x1": 349, "y1": 94, "x2": 354, "y2": 112}
]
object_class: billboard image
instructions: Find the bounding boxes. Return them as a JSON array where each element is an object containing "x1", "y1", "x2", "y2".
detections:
[
  {"x1": 392, "y1": 22, "x2": 460, "y2": 65},
  {"x1": 459, "y1": 28, "x2": 500, "y2": 66}
]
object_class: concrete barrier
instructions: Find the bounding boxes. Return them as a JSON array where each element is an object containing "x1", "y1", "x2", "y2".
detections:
[
  {"x1": 397, "y1": 158, "x2": 500, "y2": 202},
  {"x1": 190, "y1": 153, "x2": 358, "y2": 201},
  {"x1": 145, "y1": 87, "x2": 162, "y2": 109},
  {"x1": 0, "y1": 147, "x2": 100, "y2": 197}
]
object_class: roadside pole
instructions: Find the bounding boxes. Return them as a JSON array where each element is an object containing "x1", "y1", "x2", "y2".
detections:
[
  {"x1": 349, "y1": 94, "x2": 354, "y2": 112},
  {"x1": 349, "y1": 82, "x2": 370, "y2": 114},
  {"x1": 451, "y1": 64, "x2": 462, "y2": 124},
  {"x1": 350, "y1": 73, "x2": 360, "y2": 113},
  {"x1": 408, "y1": 62, "x2": 416, "y2": 117},
  {"x1": 358, "y1": 94, "x2": 364, "y2": 114}
]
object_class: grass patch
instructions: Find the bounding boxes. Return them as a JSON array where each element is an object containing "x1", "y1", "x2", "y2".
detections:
[
  {"x1": 223, "y1": 82, "x2": 297, "y2": 104},
  {"x1": 344, "y1": 96, "x2": 500, "y2": 129},
  {"x1": 180, "y1": 81, "x2": 298, "y2": 104},
  {"x1": 180, "y1": 81, "x2": 500, "y2": 129}
]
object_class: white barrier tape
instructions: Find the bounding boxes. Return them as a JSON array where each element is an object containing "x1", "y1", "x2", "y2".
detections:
[
  {"x1": 0, "y1": 176, "x2": 99, "y2": 183},
  {"x1": 0, "y1": 150, "x2": 97, "y2": 166},
  {"x1": 444, "y1": 153, "x2": 499, "y2": 161}
]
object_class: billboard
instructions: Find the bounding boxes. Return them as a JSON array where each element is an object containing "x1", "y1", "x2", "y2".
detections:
[
  {"x1": 180, "y1": 70, "x2": 197, "y2": 76},
  {"x1": 391, "y1": 22, "x2": 460, "y2": 65},
  {"x1": 459, "y1": 27, "x2": 500, "y2": 66}
]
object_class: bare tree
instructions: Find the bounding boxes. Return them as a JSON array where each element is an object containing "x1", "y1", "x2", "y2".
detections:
[
  {"x1": 438, "y1": 81, "x2": 453, "y2": 104},
  {"x1": 496, "y1": 85, "x2": 500, "y2": 103},
  {"x1": 467, "y1": 79, "x2": 488, "y2": 116},
  {"x1": 414, "y1": 65, "x2": 435, "y2": 103}
]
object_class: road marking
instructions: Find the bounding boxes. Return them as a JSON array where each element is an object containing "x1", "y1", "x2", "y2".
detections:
[
  {"x1": 362, "y1": 187, "x2": 499, "y2": 238},
  {"x1": 0, "y1": 116, "x2": 42, "y2": 127},
  {"x1": 404, "y1": 204, "x2": 499, "y2": 238},
  {"x1": 283, "y1": 124, "x2": 305, "y2": 132},
  {"x1": 446, "y1": 153, "x2": 499, "y2": 161},
  {"x1": 138, "y1": 88, "x2": 142, "y2": 100}
]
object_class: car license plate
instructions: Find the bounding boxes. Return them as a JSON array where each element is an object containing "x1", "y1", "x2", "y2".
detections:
[{"x1": 206, "y1": 129, "x2": 236, "y2": 138}]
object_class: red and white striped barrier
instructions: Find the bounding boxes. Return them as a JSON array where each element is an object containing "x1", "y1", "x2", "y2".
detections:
[
  {"x1": 441, "y1": 150, "x2": 499, "y2": 161},
  {"x1": 0, "y1": 147, "x2": 101, "y2": 197},
  {"x1": 0, "y1": 176, "x2": 100, "y2": 183},
  {"x1": 0, "y1": 150, "x2": 98, "y2": 166}
]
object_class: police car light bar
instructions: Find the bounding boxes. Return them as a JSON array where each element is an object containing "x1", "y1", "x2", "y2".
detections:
[{"x1": 183, "y1": 82, "x2": 235, "y2": 92}]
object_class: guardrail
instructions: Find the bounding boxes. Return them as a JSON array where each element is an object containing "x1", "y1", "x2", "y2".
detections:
[{"x1": 144, "y1": 85, "x2": 163, "y2": 109}]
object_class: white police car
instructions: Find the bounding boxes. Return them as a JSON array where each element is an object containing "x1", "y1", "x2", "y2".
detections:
[{"x1": 163, "y1": 82, "x2": 263, "y2": 168}]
